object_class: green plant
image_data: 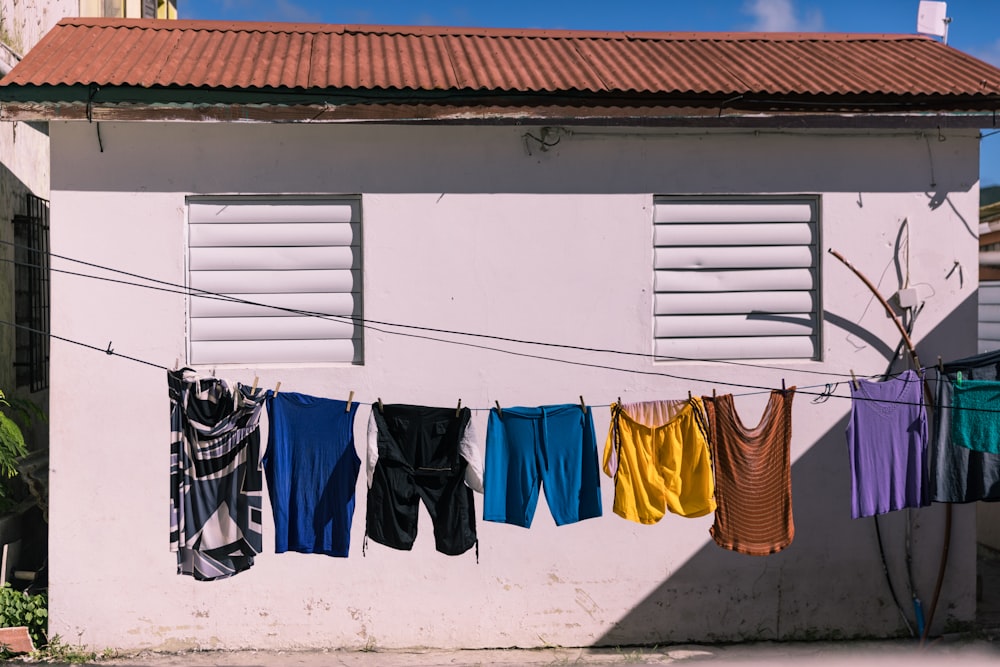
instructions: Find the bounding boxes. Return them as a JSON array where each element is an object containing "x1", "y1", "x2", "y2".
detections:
[
  {"x1": 29, "y1": 635, "x2": 108, "y2": 664},
  {"x1": 0, "y1": 390, "x2": 43, "y2": 514},
  {"x1": 0, "y1": 583, "x2": 46, "y2": 647},
  {"x1": 0, "y1": 392, "x2": 26, "y2": 474}
]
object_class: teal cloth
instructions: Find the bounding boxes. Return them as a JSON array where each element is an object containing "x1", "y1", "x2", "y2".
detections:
[{"x1": 951, "y1": 379, "x2": 1000, "y2": 455}]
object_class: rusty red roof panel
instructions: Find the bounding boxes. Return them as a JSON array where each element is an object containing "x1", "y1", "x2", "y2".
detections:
[{"x1": 4, "y1": 17, "x2": 1000, "y2": 98}]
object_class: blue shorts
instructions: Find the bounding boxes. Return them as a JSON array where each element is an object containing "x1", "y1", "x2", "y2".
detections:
[{"x1": 484, "y1": 404, "x2": 603, "y2": 527}]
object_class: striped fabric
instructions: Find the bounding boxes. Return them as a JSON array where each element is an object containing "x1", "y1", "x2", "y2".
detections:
[
  {"x1": 169, "y1": 369, "x2": 266, "y2": 580},
  {"x1": 703, "y1": 390, "x2": 795, "y2": 556}
]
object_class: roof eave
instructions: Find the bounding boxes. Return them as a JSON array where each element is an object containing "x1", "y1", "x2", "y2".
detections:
[
  {"x1": 3, "y1": 100, "x2": 997, "y2": 129},
  {"x1": 2, "y1": 85, "x2": 998, "y2": 128}
]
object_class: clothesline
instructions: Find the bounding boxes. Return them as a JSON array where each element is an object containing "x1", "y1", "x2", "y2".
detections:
[{"x1": 8, "y1": 315, "x2": 1000, "y2": 415}]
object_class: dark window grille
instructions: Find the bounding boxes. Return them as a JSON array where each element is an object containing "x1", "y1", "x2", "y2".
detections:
[{"x1": 13, "y1": 194, "x2": 49, "y2": 392}]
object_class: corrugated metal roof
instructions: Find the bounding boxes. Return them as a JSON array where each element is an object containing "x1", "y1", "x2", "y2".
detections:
[{"x1": 5, "y1": 17, "x2": 1000, "y2": 99}]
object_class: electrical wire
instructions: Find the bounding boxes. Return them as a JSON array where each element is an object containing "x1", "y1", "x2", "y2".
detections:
[{"x1": 0, "y1": 240, "x2": 893, "y2": 380}]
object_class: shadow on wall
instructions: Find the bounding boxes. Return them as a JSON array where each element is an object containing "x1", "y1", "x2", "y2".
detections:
[{"x1": 594, "y1": 291, "x2": 978, "y2": 646}]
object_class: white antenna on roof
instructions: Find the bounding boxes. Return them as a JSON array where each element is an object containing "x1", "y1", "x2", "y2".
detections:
[{"x1": 917, "y1": 1, "x2": 951, "y2": 45}]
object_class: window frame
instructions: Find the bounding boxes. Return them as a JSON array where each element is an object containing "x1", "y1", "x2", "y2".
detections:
[
  {"x1": 12, "y1": 193, "x2": 50, "y2": 392},
  {"x1": 652, "y1": 195, "x2": 821, "y2": 362},
  {"x1": 185, "y1": 195, "x2": 363, "y2": 366}
]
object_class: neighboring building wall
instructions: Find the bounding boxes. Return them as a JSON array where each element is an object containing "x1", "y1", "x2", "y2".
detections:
[
  {"x1": 976, "y1": 281, "x2": 1000, "y2": 551},
  {"x1": 0, "y1": 0, "x2": 74, "y2": 398},
  {"x1": 47, "y1": 121, "x2": 980, "y2": 650},
  {"x1": 980, "y1": 281, "x2": 1000, "y2": 353},
  {"x1": 78, "y1": 0, "x2": 176, "y2": 19}
]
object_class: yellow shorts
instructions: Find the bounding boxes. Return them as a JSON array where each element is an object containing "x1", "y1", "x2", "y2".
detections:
[{"x1": 603, "y1": 398, "x2": 716, "y2": 523}]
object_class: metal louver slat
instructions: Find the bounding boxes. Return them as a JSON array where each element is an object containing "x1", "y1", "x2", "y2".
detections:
[
  {"x1": 654, "y1": 268, "x2": 814, "y2": 292},
  {"x1": 191, "y1": 339, "x2": 359, "y2": 365},
  {"x1": 655, "y1": 291, "x2": 815, "y2": 315},
  {"x1": 189, "y1": 246, "x2": 357, "y2": 271},
  {"x1": 654, "y1": 222, "x2": 814, "y2": 246},
  {"x1": 654, "y1": 246, "x2": 814, "y2": 270},
  {"x1": 654, "y1": 336, "x2": 816, "y2": 360},
  {"x1": 190, "y1": 292, "x2": 356, "y2": 318},
  {"x1": 190, "y1": 269, "x2": 358, "y2": 294},
  {"x1": 190, "y1": 222, "x2": 358, "y2": 247}
]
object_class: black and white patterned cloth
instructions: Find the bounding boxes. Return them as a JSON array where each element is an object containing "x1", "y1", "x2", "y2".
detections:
[{"x1": 169, "y1": 369, "x2": 266, "y2": 581}]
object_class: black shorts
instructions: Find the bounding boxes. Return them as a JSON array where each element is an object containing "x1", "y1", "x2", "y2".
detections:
[{"x1": 366, "y1": 404, "x2": 477, "y2": 556}]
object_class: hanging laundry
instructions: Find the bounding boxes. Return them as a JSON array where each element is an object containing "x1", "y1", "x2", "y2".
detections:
[
  {"x1": 366, "y1": 404, "x2": 478, "y2": 556},
  {"x1": 950, "y1": 377, "x2": 1000, "y2": 455},
  {"x1": 367, "y1": 406, "x2": 482, "y2": 493},
  {"x1": 703, "y1": 390, "x2": 795, "y2": 556},
  {"x1": 603, "y1": 398, "x2": 716, "y2": 523},
  {"x1": 931, "y1": 350, "x2": 1000, "y2": 502},
  {"x1": 846, "y1": 369, "x2": 929, "y2": 518},
  {"x1": 168, "y1": 369, "x2": 266, "y2": 580},
  {"x1": 263, "y1": 392, "x2": 361, "y2": 557},
  {"x1": 484, "y1": 404, "x2": 602, "y2": 527}
]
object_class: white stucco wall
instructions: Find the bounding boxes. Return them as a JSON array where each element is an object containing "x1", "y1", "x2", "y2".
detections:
[{"x1": 46, "y1": 121, "x2": 980, "y2": 650}]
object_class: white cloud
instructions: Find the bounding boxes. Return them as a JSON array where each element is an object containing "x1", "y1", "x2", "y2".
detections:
[
  {"x1": 274, "y1": 0, "x2": 321, "y2": 22},
  {"x1": 743, "y1": 0, "x2": 824, "y2": 32},
  {"x1": 971, "y1": 38, "x2": 1000, "y2": 67}
]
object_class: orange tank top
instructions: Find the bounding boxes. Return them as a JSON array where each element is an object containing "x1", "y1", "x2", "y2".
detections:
[{"x1": 703, "y1": 389, "x2": 795, "y2": 556}]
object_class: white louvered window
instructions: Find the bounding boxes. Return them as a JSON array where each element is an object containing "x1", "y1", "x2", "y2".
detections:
[
  {"x1": 187, "y1": 198, "x2": 362, "y2": 365},
  {"x1": 653, "y1": 197, "x2": 819, "y2": 361}
]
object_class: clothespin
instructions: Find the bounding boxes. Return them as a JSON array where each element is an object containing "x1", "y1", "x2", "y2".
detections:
[
  {"x1": 274, "y1": 381, "x2": 281, "y2": 395},
  {"x1": 251, "y1": 376, "x2": 259, "y2": 393},
  {"x1": 173, "y1": 358, "x2": 179, "y2": 370},
  {"x1": 456, "y1": 398, "x2": 462, "y2": 417},
  {"x1": 105, "y1": 341, "x2": 114, "y2": 356},
  {"x1": 688, "y1": 390, "x2": 692, "y2": 400},
  {"x1": 850, "y1": 370, "x2": 859, "y2": 390},
  {"x1": 377, "y1": 397, "x2": 384, "y2": 413},
  {"x1": 957, "y1": 371, "x2": 963, "y2": 386},
  {"x1": 346, "y1": 390, "x2": 354, "y2": 412},
  {"x1": 579, "y1": 395, "x2": 586, "y2": 412},
  {"x1": 712, "y1": 388, "x2": 717, "y2": 399},
  {"x1": 937, "y1": 356, "x2": 944, "y2": 374},
  {"x1": 781, "y1": 378, "x2": 786, "y2": 393},
  {"x1": 617, "y1": 396, "x2": 622, "y2": 407},
  {"x1": 495, "y1": 400, "x2": 502, "y2": 416}
]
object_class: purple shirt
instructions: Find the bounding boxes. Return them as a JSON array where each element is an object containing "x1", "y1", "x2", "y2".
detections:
[{"x1": 846, "y1": 369, "x2": 928, "y2": 518}]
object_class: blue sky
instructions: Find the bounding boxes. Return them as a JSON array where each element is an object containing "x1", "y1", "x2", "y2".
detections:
[{"x1": 183, "y1": 0, "x2": 1000, "y2": 187}]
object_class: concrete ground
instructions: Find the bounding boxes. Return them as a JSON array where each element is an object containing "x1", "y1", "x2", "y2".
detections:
[{"x1": 48, "y1": 637, "x2": 1000, "y2": 667}]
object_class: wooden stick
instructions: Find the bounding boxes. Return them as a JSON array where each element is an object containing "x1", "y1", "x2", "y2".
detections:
[{"x1": 828, "y1": 248, "x2": 933, "y2": 408}]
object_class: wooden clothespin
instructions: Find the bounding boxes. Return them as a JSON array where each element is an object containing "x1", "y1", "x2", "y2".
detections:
[
  {"x1": 579, "y1": 395, "x2": 587, "y2": 412},
  {"x1": 251, "y1": 376, "x2": 259, "y2": 393},
  {"x1": 274, "y1": 381, "x2": 281, "y2": 395},
  {"x1": 377, "y1": 397, "x2": 384, "y2": 413},
  {"x1": 346, "y1": 390, "x2": 354, "y2": 412},
  {"x1": 456, "y1": 398, "x2": 462, "y2": 417},
  {"x1": 495, "y1": 400, "x2": 502, "y2": 416},
  {"x1": 850, "y1": 370, "x2": 859, "y2": 390}
]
